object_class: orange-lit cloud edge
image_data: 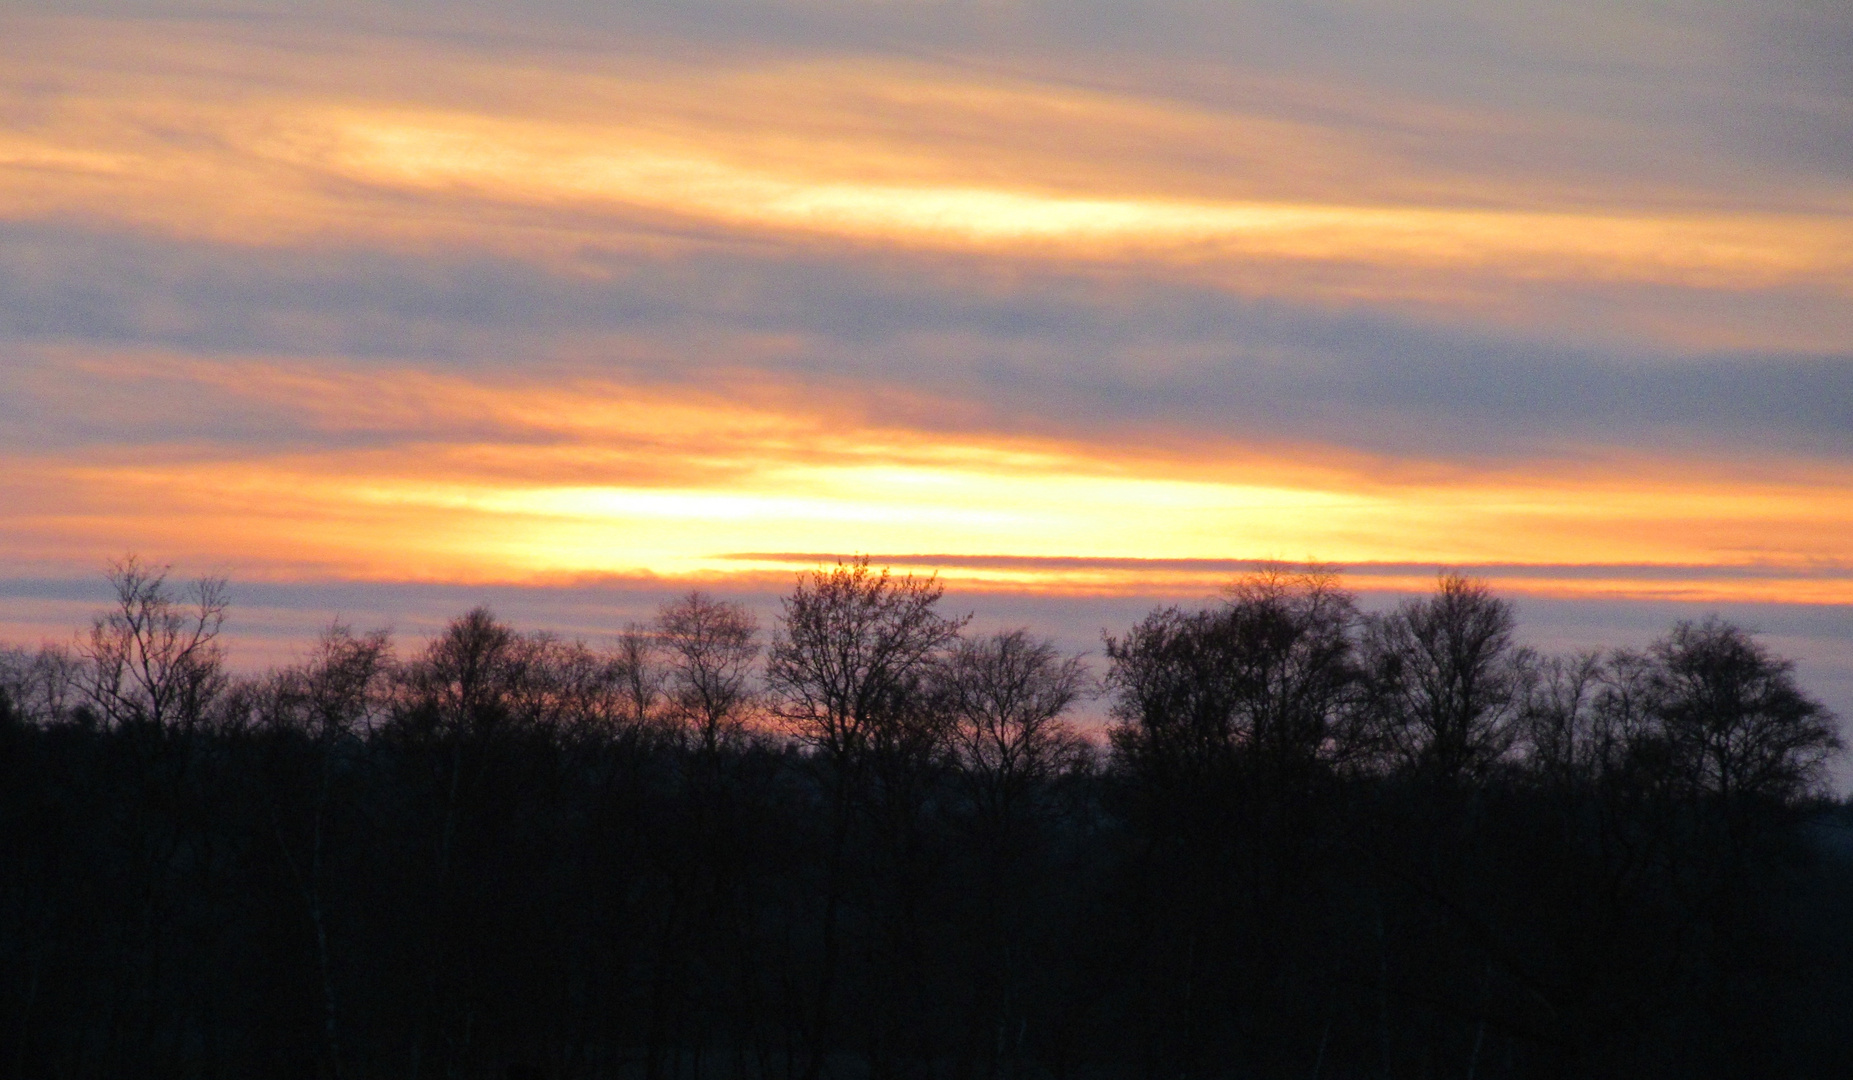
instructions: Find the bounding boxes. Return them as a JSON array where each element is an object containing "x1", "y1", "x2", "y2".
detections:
[
  {"x1": 5, "y1": 353, "x2": 1851, "y2": 606},
  {"x1": 2, "y1": 17, "x2": 1849, "y2": 350}
]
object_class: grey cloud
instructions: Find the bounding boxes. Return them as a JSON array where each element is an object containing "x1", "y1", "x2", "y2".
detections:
[
  {"x1": 22, "y1": 0, "x2": 1847, "y2": 186},
  {"x1": 1728, "y1": 2, "x2": 1853, "y2": 178},
  {"x1": 1, "y1": 221, "x2": 1848, "y2": 464}
]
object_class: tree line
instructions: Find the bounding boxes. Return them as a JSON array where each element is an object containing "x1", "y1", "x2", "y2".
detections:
[{"x1": 0, "y1": 556, "x2": 1848, "y2": 1080}]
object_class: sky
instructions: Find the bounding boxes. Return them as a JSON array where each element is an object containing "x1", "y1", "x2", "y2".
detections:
[{"x1": 1, "y1": 1, "x2": 1849, "y2": 721}]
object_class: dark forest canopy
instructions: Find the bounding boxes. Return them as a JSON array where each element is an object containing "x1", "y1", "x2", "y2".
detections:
[{"x1": 1, "y1": 557, "x2": 1850, "y2": 1080}]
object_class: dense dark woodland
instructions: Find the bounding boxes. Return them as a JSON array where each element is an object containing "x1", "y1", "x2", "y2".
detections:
[{"x1": 2, "y1": 558, "x2": 1849, "y2": 1080}]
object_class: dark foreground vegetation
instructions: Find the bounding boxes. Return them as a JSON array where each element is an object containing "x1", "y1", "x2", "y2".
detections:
[{"x1": 2, "y1": 557, "x2": 1849, "y2": 1080}]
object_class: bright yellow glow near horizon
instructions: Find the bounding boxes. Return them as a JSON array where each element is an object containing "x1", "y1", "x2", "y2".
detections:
[{"x1": 3, "y1": 358, "x2": 1851, "y2": 604}]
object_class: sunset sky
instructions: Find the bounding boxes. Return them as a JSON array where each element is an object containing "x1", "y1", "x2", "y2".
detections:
[{"x1": 1, "y1": 1, "x2": 1849, "y2": 716}]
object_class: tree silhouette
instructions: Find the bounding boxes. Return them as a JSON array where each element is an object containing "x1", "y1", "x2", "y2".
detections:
[
  {"x1": 1359, "y1": 573, "x2": 1527, "y2": 787},
  {"x1": 79, "y1": 555, "x2": 228, "y2": 731},
  {"x1": 657, "y1": 592, "x2": 761, "y2": 756},
  {"x1": 765, "y1": 558, "x2": 966, "y2": 1080},
  {"x1": 0, "y1": 558, "x2": 1846, "y2": 1080},
  {"x1": 1649, "y1": 617, "x2": 1840, "y2": 806}
]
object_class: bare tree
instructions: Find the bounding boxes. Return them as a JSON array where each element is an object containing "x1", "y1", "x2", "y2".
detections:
[
  {"x1": 1107, "y1": 565, "x2": 1358, "y2": 785},
  {"x1": 266, "y1": 623, "x2": 394, "y2": 1080},
  {"x1": 1647, "y1": 617, "x2": 1840, "y2": 804},
  {"x1": 610, "y1": 622, "x2": 667, "y2": 734},
  {"x1": 768, "y1": 559, "x2": 966, "y2": 766},
  {"x1": 657, "y1": 592, "x2": 761, "y2": 755},
  {"x1": 1221, "y1": 565, "x2": 1359, "y2": 777},
  {"x1": 1104, "y1": 604, "x2": 1246, "y2": 788},
  {"x1": 1359, "y1": 573, "x2": 1529, "y2": 787},
  {"x1": 939, "y1": 629, "x2": 1088, "y2": 1078},
  {"x1": 392, "y1": 608, "x2": 526, "y2": 881},
  {"x1": 281, "y1": 624, "x2": 395, "y2": 743},
  {"x1": 389, "y1": 607, "x2": 564, "y2": 1080},
  {"x1": 0, "y1": 643, "x2": 84, "y2": 726},
  {"x1": 1519, "y1": 650, "x2": 1607, "y2": 788},
  {"x1": 942, "y1": 629, "x2": 1089, "y2": 839},
  {"x1": 765, "y1": 559, "x2": 966, "y2": 1080},
  {"x1": 80, "y1": 555, "x2": 229, "y2": 731}
]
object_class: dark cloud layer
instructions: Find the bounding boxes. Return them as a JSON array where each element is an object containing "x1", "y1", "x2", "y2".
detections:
[{"x1": 3, "y1": 222, "x2": 1847, "y2": 465}]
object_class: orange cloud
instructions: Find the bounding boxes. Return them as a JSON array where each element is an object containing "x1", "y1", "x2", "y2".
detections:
[
  {"x1": 3, "y1": 17, "x2": 1849, "y2": 350},
  {"x1": 286, "y1": 105, "x2": 1849, "y2": 289},
  {"x1": 4, "y1": 354, "x2": 1849, "y2": 603}
]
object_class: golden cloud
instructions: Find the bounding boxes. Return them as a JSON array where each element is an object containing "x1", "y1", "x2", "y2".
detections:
[
  {"x1": 2, "y1": 17, "x2": 1848, "y2": 350},
  {"x1": 4, "y1": 354, "x2": 1849, "y2": 602}
]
